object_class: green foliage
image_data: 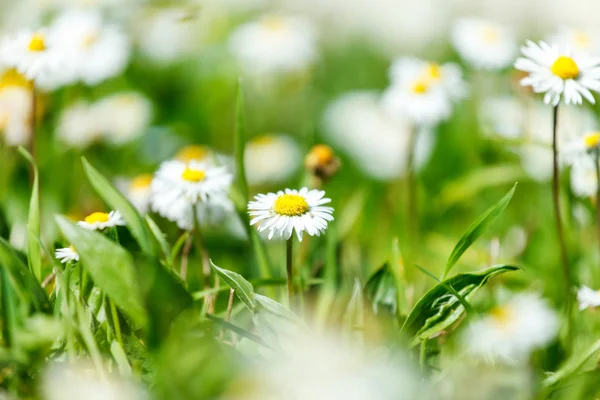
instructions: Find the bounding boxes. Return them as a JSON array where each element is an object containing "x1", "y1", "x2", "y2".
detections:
[
  {"x1": 210, "y1": 260, "x2": 256, "y2": 312},
  {"x1": 18, "y1": 147, "x2": 41, "y2": 283},
  {"x1": 364, "y1": 263, "x2": 398, "y2": 317}
]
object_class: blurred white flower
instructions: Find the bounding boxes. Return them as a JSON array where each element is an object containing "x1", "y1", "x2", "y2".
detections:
[
  {"x1": 383, "y1": 58, "x2": 465, "y2": 126},
  {"x1": 94, "y1": 92, "x2": 152, "y2": 145},
  {"x1": 323, "y1": 91, "x2": 435, "y2": 180},
  {"x1": 78, "y1": 210, "x2": 125, "y2": 231},
  {"x1": 226, "y1": 330, "x2": 422, "y2": 400},
  {"x1": 463, "y1": 293, "x2": 559, "y2": 363},
  {"x1": 515, "y1": 40, "x2": 600, "y2": 105},
  {"x1": 577, "y1": 285, "x2": 600, "y2": 310},
  {"x1": 244, "y1": 134, "x2": 301, "y2": 186},
  {"x1": 228, "y1": 15, "x2": 317, "y2": 75},
  {"x1": 452, "y1": 18, "x2": 517, "y2": 70},
  {"x1": 0, "y1": 68, "x2": 32, "y2": 146},
  {"x1": 41, "y1": 361, "x2": 147, "y2": 400},
  {"x1": 51, "y1": 9, "x2": 130, "y2": 85},
  {"x1": 570, "y1": 156, "x2": 598, "y2": 198},
  {"x1": 0, "y1": 29, "x2": 73, "y2": 90},
  {"x1": 56, "y1": 101, "x2": 103, "y2": 149},
  {"x1": 151, "y1": 160, "x2": 234, "y2": 230},
  {"x1": 561, "y1": 131, "x2": 600, "y2": 166},
  {"x1": 55, "y1": 245, "x2": 79, "y2": 264},
  {"x1": 124, "y1": 174, "x2": 153, "y2": 214},
  {"x1": 248, "y1": 187, "x2": 333, "y2": 241},
  {"x1": 549, "y1": 28, "x2": 600, "y2": 56}
]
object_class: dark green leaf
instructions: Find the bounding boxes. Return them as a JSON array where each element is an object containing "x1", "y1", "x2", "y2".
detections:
[
  {"x1": 55, "y1": 216, "x2": 146, "y2": 326},
  {"x1": 442, "y1": 183, "x2": 517, "y2": 279},
  {"x1": 402, "y1": 265, "x2": 519, "y2": 346},
  {"x1": 18, "y1": 147, "x2": 41, "y2": 282},
  {"x1": 145, "y1": 215, "x2": 174, "y2": 269},
  {"x1": 210, "y1": 260, "x2": 255, "y2": 312},
  {"x1": 82, "y1": 158, "x2": 156, "y2": 256},
  {"x1": 0, "y1": 268, "x2": 18, "y2": 347}
]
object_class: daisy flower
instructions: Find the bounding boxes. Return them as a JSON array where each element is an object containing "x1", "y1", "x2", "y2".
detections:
[
  {"x1": 463, "y1": 293, "x2": 559, "y2": 363},
  {"x1": 550, "y1": 28, "x2": 600, "y2": 56},
  {"x1": 244, "y1": 134, "x2": 301, "y2": 186},
  {"x1": 562, "y1": 131, "x2": 600, "y2": 165},
  {"x1": 55, "y1": 246, "x2": 79, "y2": 264},
  {"x1": 570, "y1": 157, "x2": 598, "y2": 198},
  {"x1": 452, "y1": 18, "x2": 517, "y2": 70},
  {"x1": 50, "y1": 9, "x2": 131, "y2": 86},
  {"x1": 125, "y1": 174, "x2": 153, "y2": 214},
  {"x1": 228, "y1": 14, "x2": 317, "y2": 75},
  {"x1": 577, "y1": 285, "x2": 600, "y2": 310},
  {"x1": 514, "y1": 40, "x2": 600, "y2": 105},
  {"x1": 56, "y1": 101, "x2": 103, "y2": 149},
  {"x1": 78, "y1": 210, "x2": 125, "y2": 231},
  {"x1": 0, "y1": 29, "x2": 73, "y2": 90},
  {"x1": 150, "y1": 160, "x2": 233, "y2": 230},
  {"x1": 93, "y1": 92, "x2": 152, "y2": 145},
  {"x1": 247, "y1": 188, "x2": 334, "y2": 241}
]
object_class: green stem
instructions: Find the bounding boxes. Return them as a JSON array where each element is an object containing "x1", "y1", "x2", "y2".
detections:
[
  {"x1": 110, "y1": 299, "x2": 123, "y2": 347},
  {"x1": 419, "y1": 338, "x2": 428, "y2": 373},
  {"x1": 595, "y1": 150, "x2": 600, "y2": 257},
  {"x1": 286, "y1": 237, "x2": 295, "y2": 308},
  {"x1": 551, "y1": 104, "x2": 573, "y2": 352},
  {"x1": 406, "y1": 125, "x2": 419, "y2": 254}
]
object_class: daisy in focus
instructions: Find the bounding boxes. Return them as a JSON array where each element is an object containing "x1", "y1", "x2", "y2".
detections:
[
  {"x1": 150, "y1": 160, "x2": 233, "y2": 230},
  {"x1": 78, "y1": 211, "x2": 125, "y2": 231},
  {"x1": 463, "y1": 293, "x2": 559, "y2": 363},
  {"x1": 50, "y1": 9, "x2": 130, "y2": 86},
  {"x1": 228, "y1": 14, "x2": 317, "y2": 76},
  {"x1": 382, "y1": 58, "x2": 466, "y2": 126},
  {"x1": 514, "y1": 40, "x2": 600, "y2": 105},
  {"x1": 452, "y1": 18, "x2": 517, "y2": 70},
  {"x1": 248, "y1": 188, "x2": 334, "y2": 241},
  {"x1": 55, "y1": 246, "x2": 79, "y2": 264},
  {"x1": 577, "y1": 285, "x2": 600, "y2": 310},
  {"x1": 0, "y1": 29, "x2": 71, "y2": 90}
]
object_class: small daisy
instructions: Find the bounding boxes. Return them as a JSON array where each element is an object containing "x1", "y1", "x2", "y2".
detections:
[
  {"x1": 150, "y1": 160, "x2": 233, "y2": 230},
  {"x1": 51, "y1": 9, "x2": 131, "y2": 86},
  {"x1": 228, "y1": 14, "x2": 317, "y2": 75},
  {"x1": 126, "y1": 174, "x2": 153, "y2": 214},
  {"x1": 463, "y1": 293, "x2": 559, "y2": 363},
  {"x1": 55, "y1": 246, "x2": 79, "y2": 264},
  {"x1": 514, "y1": 40, "x2": 600, "y2": 106},
  {"x1": 577, "y1": 285, "x2": 600, "y2": 310},
  {"x1": 77, "y1": 210, "x2": 125, "y2": 231},
  {"x1": 452, "y1": 18, "x2": 517, "y2": 70},
  {"x1": 94, "y1": 92, "x2": 152, "y2": 145},
  {"x1": 562, "y1": 131, "x2": 600, "y2": 165},
  {"x1": 570, "y1": 157, "x2": 598, "y2": 198},
  {"x1": 244, "y1": 134, "x2": 301, "y2": 186},
  {"x1": 0, "y1": 29, "x2": 73, "y2": 90},
  {"x1": 248, "y1": 187, "x2": 334, "y2": 241}
]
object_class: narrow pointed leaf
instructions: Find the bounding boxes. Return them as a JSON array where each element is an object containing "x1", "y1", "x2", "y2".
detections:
[
  {"x1": 145, "y1": 215, "x2": 174, "y2": 269},
  {"x1": 364, "y1": 263, "x2": 398, "y2": 317},
  {"x1": 82, "y1": 158, "x2": 155, "y2": 256},
  {"x1": 210, "y1": 260, "x2": 255, "y2": 311},
  {"x1": 19, "y1": 147, "x2": 41, "y2": 282},
  {"x1": 442, "y1": 183, "x2": 517, "y2": 279},
  {"x1": 55, "y1": 216, "x2": 146, "y2": 326}
]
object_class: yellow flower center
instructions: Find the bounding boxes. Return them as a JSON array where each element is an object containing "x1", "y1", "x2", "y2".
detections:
[
  {"x1": 308, "y1": 144, "x2": 334, "y2": 165},
  {"x1": 411, "y1": 79, "x2": 430, "y2": 94},
  {"x1": 490, "y1": 305, "x2": 513, "y2": 329},
  {"x1": 82, "y1": 31, "x2": 99, "y2": 48},
  {"x1": 482, "y1": 27, "x2": 499, "y2": 43},
  {"x1": 551, "y1": 56, "x2": 579, "y2": 80},
  {"x1": 584, "y1": 132, "x2": 600, "y2": 149},
  {"x1": 69, "y1": 245, "x2": 76, "y2": 252},
  {"x1": 0, "y1": 68, "x2": 29, "y2": 90},
  {"x1": 262, "y1": 16, "x2": 285, "y2": 31},
  {"x1": 84, "y1": 212, "x2": 110, "y2": 224},
  {"x1": 28, "y1": 33, "x2": 46, "y2": 52},
  {"x1": 574, "y1": 31, "x2": 590, "y2": 49},
  {"x1": 273, "y1": 194, "x2": 309, "y2": 216},
  {"x1": 176, "y1": 145, "x2": 210, "y2": 162},
  {"x1": 426, "y1": 63, "x2": 441, "y2": 80},
  {"x1": 181, "y1": 167, "x2": 205, "y2": 182},
  {"x1": 130, "y1": 174, "x2": 153, "y2": 190}
]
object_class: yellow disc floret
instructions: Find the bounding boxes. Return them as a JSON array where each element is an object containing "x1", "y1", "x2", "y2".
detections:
[
  {"x1": 551, "y1": 56, "x2": 579, "y2": 80},
  {"x1": 584, "y1": 132, "x2": 600, "y2": 149},
  {"x1": 426, "y1": 63, "x2": 441, "y2": 80},
  {"x1": 181, "y1": 167, "x2": 206, "y2": 182},
  {"x1": 273, "y1": 194, "x2": 309, "y2": 216},
  {"x1": 28, "y1": 33, "x2": 46, "y2": 52},
  {"x1": 411, "y1": 80, "x2": 430, "y2": 94},
  {"x1": 176, "y1": 145, "x2": 210, "y2": 162},
  {"x1": 490, "y1": 305, "x2": 513, "y2": 330},
  {"x1": 84, "y1": 212, "x2": 110, "y2": 224},
  {"x1": 130, "y1": 174, "x2": 153, "y2": 190}
]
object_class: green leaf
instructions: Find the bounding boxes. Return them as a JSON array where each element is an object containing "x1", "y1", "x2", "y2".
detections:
[
  {"x1": 81, "y1": 158, "x2": 156, "y2": 256},
  {"x1": 55, "y1": 216, "x2": 147, "y2": 327},
  {"x1": 110, "y1": 340, "x2": 132, "y2": 376},
  {"x1": 544, "y1": 338, "x2": 600, "y2": 388},
  {"x1": 0, "y1": 268, "x2": 18, "y2": 348},
  {"x1": 402, "y1": 265, "x2": 519, "y2": 347},
  {"x1": 136, "y1": 257, "x2": 193, "y2": 348},
  {"x1": 0, "y1": 238, "x2": 49, "y2": 313},
  {"x1": 210, "y1": 260, "x2": 255, "y2": 312},
  {"x1": 205, "y1": 314, "x2": 270, "y2": 348},
  {"x1": 343, "y1": 278, "x2": 364, "y2": 343},
  {"x1": 442, "y1": 183, "x2": 517, "y2": 279},
  {"x1": 254, "y1": 293, "x2": 300, "y2": 322},
  {"x1": 364, "y1": 263, "x2": 398, "y2": 317},
  {"x1": 145, "y1": 215, "x2": 174, "y2": 270},
  {"x1": 18, "y1": 147, "x2": 41, "y2": 282}
]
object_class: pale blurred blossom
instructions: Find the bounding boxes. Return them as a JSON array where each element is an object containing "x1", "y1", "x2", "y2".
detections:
[{"x1": 244, "y1": 134, "x2": 301, "y2": 186}]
